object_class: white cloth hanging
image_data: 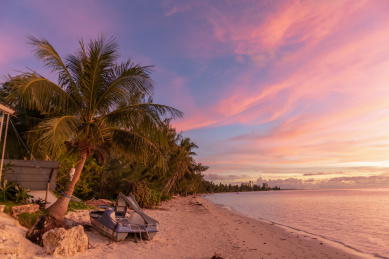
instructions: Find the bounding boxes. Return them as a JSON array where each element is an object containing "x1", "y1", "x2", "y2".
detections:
[{"x1": 69, "y1": 167, "x2": 75, "y2": 181}]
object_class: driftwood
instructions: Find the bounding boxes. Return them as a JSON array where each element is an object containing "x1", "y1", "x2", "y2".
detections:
[{"x1": 26, "y1": 215, "x2": 63, "y2": 246}]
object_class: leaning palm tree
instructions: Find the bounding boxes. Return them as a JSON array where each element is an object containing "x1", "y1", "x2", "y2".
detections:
[
  {"x1": 6, "y1": 36, "x2": 182, "y2": 220},
  {"x1": 162, "y1": 137, "x2": 198, "y2": 195}
]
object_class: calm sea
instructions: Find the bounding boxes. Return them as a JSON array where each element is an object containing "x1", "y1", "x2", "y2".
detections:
[{"x1": 204, "y1": 188, "x2": 389, "y2": 258}]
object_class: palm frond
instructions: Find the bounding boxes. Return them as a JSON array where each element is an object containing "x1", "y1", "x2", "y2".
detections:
[
  {"x1": 95, "y1": 60, "x2": 155, "y2": 115},
  {"x1": 84, "y1": 35, "x2": 119, "y2": 117},
  {"x1": 30, "y1": 115, "x2": 81, "y2": 154},
  {"x1": 7, "y1": 35, "x2": 184, "y2": 174},
  {"x1": 27, "y1": 35, "x2": 76, "y2": 89},
  {"x1": 6, "y1": 72, "x2": 79, "y2": 114},
  {"x1": 108, "y1": 128, "x2": 166, "y2": 170},
  {"x1": 104, "y1": 103, "x2": 183, "y2": 128}
]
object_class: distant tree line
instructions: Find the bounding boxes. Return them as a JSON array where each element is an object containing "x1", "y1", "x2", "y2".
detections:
[{"x1": 203, "y1": 182, "x2": 281, "y2": 193}]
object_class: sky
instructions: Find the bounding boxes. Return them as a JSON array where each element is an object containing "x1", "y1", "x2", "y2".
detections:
[{"x1": 1, "y1": 0, "x2": 389, "y2": 189}]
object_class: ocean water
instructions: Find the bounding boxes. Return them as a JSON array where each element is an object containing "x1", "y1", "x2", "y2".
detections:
[{"x1": 204, "y1": 188, "x2": 389, "y2": 258}]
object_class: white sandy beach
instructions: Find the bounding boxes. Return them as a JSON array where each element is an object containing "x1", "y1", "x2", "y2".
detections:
[{"x1": 0, "y1": 196, "x2": 370, "y2": 259}]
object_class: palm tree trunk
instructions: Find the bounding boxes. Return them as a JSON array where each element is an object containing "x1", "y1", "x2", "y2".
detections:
[
  {"x1": 161, "y1": 178, "x2": 172, "y2": 196},
  {"x1": 47, "y1": 150, "x2": 88, "y2": 221},
  {"x1": 162, "y1": 172, "x2": 178, "y2": 196}
]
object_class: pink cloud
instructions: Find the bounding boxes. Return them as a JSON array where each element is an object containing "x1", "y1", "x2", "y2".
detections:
[
  {"x1": 172, "y1": 1, "x2": 388, "y2": 131},
  {"x1": 261, "y1": 174, "x2": 389, "y2": 189},
  {"x1": 179, "y1": 0, "x2": 389, "y2": 133},
  {"x1": 175, "y1": 0, "x2": 372, "y2": 61}
]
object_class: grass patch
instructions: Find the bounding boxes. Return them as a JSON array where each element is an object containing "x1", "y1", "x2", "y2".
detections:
[
  {"x1": 67, "y1": 200, "x2": 94, "y2": 212},
  {"x1": 17, "y1": 210, "x2": 45, "y2": 228}
]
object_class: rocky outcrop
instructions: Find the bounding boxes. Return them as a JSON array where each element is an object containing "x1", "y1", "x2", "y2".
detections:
[
  {"x1": 11, "y1": 204, "x2": 39, "y2": 217},
  {"x1": 42, "y1": 225, "x2": 88, "y2": 257},
  {"x1": 26, "y1": 215, "x2": 63, "y2": 246}
]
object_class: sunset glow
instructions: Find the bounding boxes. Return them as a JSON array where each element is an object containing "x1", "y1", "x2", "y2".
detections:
[{"x1": 1, "y1": 1, "x2": 389, "y2": 188}]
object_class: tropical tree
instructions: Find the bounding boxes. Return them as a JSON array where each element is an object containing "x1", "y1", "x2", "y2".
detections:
[
  {"x1": 5, "y1": 36, "x2": 182, "y2": 220},
  {"x1": 162, "y1": 136, "x2": 198, "y2": 195}
]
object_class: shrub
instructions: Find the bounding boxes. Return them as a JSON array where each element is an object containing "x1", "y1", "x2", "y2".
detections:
[
  {"x1": 147, "y1": 188, "x2": 162, "y2": 207},
  {"x1": 31, "y1": 198, "x2": 50, "y2": 210},
  {"x1": 0, "y1": 180, "x2": 14, "y2": 202},
  {"x1": 56, "y1": 153, "x2": 104, "y2": 200},
  {"x1": 129, "y1": 180, "x2": 161, "y2": 208},
  {"x1": 15, "y1": 185, "x2": 34, "y2": 203}
]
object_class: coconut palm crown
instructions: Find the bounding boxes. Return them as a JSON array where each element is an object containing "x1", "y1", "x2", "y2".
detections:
[{"x1": 6, "y1": 36, "x2": 183, "y2": 220}]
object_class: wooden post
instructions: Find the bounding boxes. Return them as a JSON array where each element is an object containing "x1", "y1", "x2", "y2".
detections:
[
  {"x1": 0, "y1": 113, "x2": 4, "y2": 143},
  {"x1": 0, "y1": 114, "x2": 10, "y2": 182},
  {"x1": 45, "y1": 168, "x2": 55, "y2": 203}
]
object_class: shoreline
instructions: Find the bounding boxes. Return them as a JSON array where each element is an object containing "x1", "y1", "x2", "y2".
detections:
[
  {"x1": 199, "y1": 196, "x2": 371, "y2": 259},
  {"x1": 205, "y1": 196, "x2": 371, "y2": 258},
  {"x1": 0, "y1": 196, "x2": 373, "y2": 258}
]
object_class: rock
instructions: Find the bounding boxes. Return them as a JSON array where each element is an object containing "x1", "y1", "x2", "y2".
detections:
[
  {"x1": 42, "y1": 225, "x2": 88, "y2": 257},
  {"x1": 11, "y1": 204, "x2": 39, "y2": 217},
  {"x1": 26, "y1": 215, "x2": 63, "y2": 246},
  {"x1": 63, "y1": 218, "x2": 74, "y2": 228},
  {"x1": 0, "y1": 205, "x2": 5, "y2": 212}
]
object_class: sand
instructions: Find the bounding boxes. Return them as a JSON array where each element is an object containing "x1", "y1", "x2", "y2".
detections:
[{"x1": 0, "y1": 196, "x2": 371, "y2": 259}]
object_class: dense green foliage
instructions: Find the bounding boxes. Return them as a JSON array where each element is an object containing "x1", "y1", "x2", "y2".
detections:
[
  {"x1": 56, "y1": 153, "x2": 104, "y2": 200},
  {"x1": 129, "y1": 180, "x2": 161, "y2": 208},
  {"x1": 0, "y1": 180, "x2": 34, "y2": 203},
  {"x1": 0, "y1": 162, "x2": 35, "y2": 203}
]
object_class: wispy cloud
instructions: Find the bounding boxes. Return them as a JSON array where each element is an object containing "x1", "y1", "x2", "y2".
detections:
[
  {"x1": 303, "y1": 172, "x2": 336, "y2": 176},
  {"x1": 3, "y1": 1, "x2": 389, "y2": 188}
]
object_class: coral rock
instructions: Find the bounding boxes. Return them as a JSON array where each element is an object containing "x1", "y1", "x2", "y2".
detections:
[
  {"x1": 26, "y1": 215, "x2": 63, "y2": 246},
  {"x1": 11, "y1": 204, "x2": 39, "y2": 217},
  {"x1": 42, "y1": 225, "x2": 88, "y2": 257}
]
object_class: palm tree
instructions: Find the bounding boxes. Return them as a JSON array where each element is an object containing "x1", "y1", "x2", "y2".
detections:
[
  {"x1": 6, "y1": 36, "x2": 182, "y2": 220},
  {"x1": 162, "y1": 137, "x2": 198, "y2": 195}
]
